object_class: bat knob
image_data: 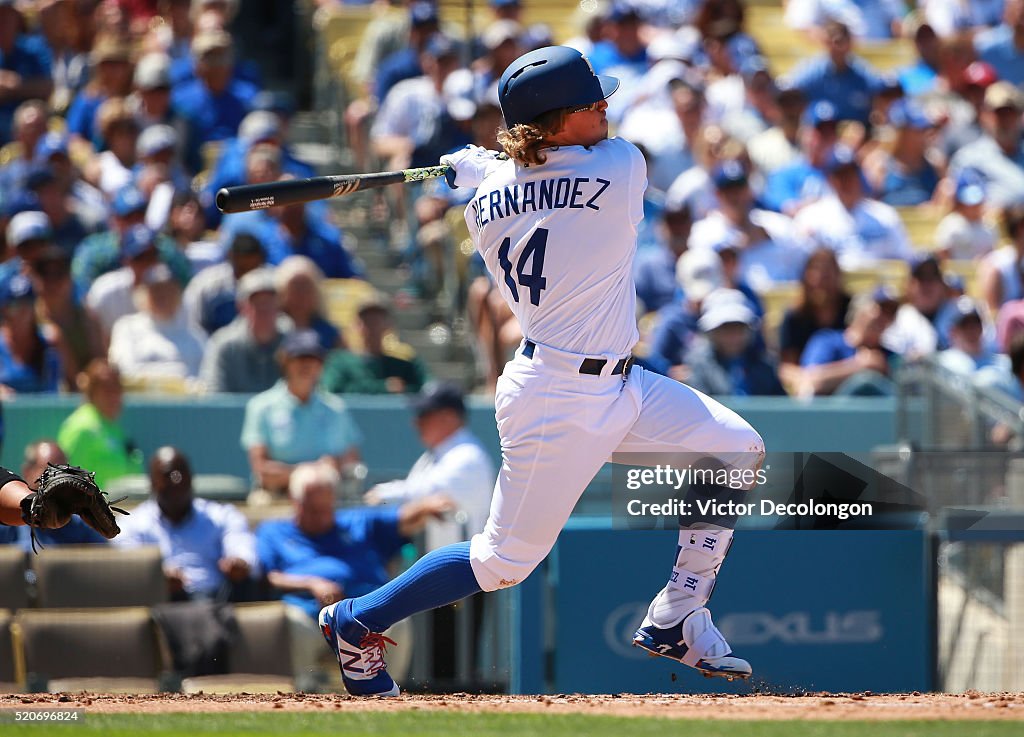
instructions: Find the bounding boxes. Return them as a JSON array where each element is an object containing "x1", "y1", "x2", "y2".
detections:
[{"x1": 215, "y1": 188, "x2": 230, "y2": 213}]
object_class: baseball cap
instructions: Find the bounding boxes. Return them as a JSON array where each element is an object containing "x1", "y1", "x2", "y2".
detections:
[
  {"x1": 985, "y1": 81, "x2": 1024, "y2": 110},
  {"x1": 409, "y1": 1, "x2": 439, "y2": 27},
  {"x1": 482, "y1": 20, "x2": 521, "y2": 51},
  {"x1": 711, "y1": 160, "x2": 748, "y2": 189},
  {"x1": 239, "y1": 110, "x2": 281, "y2": 144},
  {"x1": 888, "y1": 99, "x2": 932, "y2": 129},
  {"x1": 676, "y1": 249, "x2": 724, "y2": 301},
  {"x1": 804, "y1": 100, "x2": 839, "y2": 128},
  {"x1": 356, "y1": 294, "x2": 392, "y2": 320},
  {"x1": 112, "y1": 184, "x2": 148, "y2": 217},
  {"x1": 121, "y1": 224, "x2": 158, "y2": 260},
  {"x1": 251, "y1": 90, "x2": 296, "y2": 117},
  {"x1": 424, "y1": 34, "x2": 458, "y2": 60},
  {"x1": 740, "y1": 55, "x2": 771, "y2": 81},
  {"x1": 955, "y1": 168, "x2": 987, "y2": 206},
  {"x1": 963, "y1": 61, "x2": 998, "y2": 89},
  {"x1": 6, "y1": 211, "x2": 52, "y2": 249},
  {"x1": 2, "y1": 274, "x2": 35, "y2": 305},
  {"x1": 698, "y1": 289, "x2": 757, "y2": 332},
  {"x1": 90, "y1": 35, "x2": 133, "y2": 65},
  {"x1": 141, "y1": 262, "x2": 174, "y2": 286},
  {"x1": 25, "y1": 164, "x2": 56, "y2": 190},
  {"x1": 4, "y1": 192, "x2": 40, "y2": 218},
  {"x1": 412, "y1": 381, "x2": 466, "y2": 417},
  {"x1": 648, "y1": 27, "x2": 700, "y2": 63},
  {"x1": 136, "y1": 124, "x2": 178, "y2": 158},
  {"x1": 192, "y1": 30, "x2": 233, "y2": 57},
  {"x1": 34, "y1": 131, "x2": 69, "y2": 161},
  {"x1": 236, "y1": 267, "x2": 277, "y2": 303},
  {"x1": 950, "y1": 296, "x2": 982, "y2": 325},
  {"x1": 279, "y1": 329, "x2": 325, "y2": 361},
  {"x1": 134, "y1": 53, "x2": 171, "y2": 90},
  {"x1": 824, "y1": 145, "x2": 860, "y2": 174}
]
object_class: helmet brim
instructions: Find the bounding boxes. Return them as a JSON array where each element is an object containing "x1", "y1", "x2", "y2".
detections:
[{"x1": 598, "y1": 75, "x2": 620, "y2": 101}]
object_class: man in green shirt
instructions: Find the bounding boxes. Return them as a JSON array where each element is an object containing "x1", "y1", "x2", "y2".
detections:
[{"x1": 320, "y1": 299, "x2": 429, "y2": 395}]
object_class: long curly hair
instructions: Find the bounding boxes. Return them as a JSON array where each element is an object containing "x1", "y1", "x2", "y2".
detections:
[{"x1": 496, "y1": 107, "x2": 569, "y2": 166}]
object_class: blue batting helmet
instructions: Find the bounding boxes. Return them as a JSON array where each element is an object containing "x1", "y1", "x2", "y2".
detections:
[{"x1": 498, "y1": 45, "x2": 619, "y2": 128}]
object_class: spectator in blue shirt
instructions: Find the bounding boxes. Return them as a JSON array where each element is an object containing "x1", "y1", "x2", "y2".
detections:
[
  {"x1": 587, "y1": 4, "x2": 648, "y2": 76},
  {"x1": 171, "y1": 30, "x2": 259, "y2": 173},
  {"x1": 975, "y1": 0, "x2": 1024, "y2": 87},
  {"x1": 863, "y1": 99, "x2": 941, "y2": 206},
  {"x1": 0, "y1": 274, "x2": 61, "y2": 393},
  {"x1": 256, "y1": 460, "x2": 452, "y2": 686},
  {"x1": 0, "y1": 99, "x2": 47, "y2": 195},
  {"x1": 65, "y1": 35, "x2": 134, "y2": 149},
  {"x1": 633, "y1": 197, "x2": 693, "y2": 314},
  {"x1": 783, "y1": 20, "x2": 883, "y2": 126},
  {"x1": 898, "y1": 19, "x2": 943, "y2": 97},
  {"x1": 685, "y1": 289, "x2": 785, "y2": 396},
  {"x1": 241, "y1": 330, "x2": 363, "y2": 495},
  {"x1": 0, "y1": 1, "x2": 52, "y2": 144},
  {"x1": 201, "y1": 110, "x2": 316, "y2": 228},
  {"x1": 220, "y1": 191, "x2": 361, "y2": 279},
  {"x1": 763, "y1": 100, "x2": 839, "y2": 215},
  {"x1": 799, "y1": 289, "x2": 898, "y2": 396},
  {"x1": 374, "y1": 2, "x2": 440, "y2": 101},
  {"x1": 115, "y1": 446, "x2": 260, "y2": 601},
  {"x1": 25, "y1": 165, "x2": 91, "y2": 255}
]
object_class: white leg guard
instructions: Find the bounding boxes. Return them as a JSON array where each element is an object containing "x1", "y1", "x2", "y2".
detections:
[
  {"x1": 680, "y1": 607, "x2": 732, "y2": 664},
  {"x1": 647, "y1": 526, "x2": 733, "y2": 628}
]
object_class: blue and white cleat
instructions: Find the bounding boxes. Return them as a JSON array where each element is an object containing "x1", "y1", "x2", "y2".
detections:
[
  {"x1": 632, "y1": 607, "x2": 752, "y2": 681},
  {"x1": 319, "y1": 600, "x2": 401, "y2": 697}
]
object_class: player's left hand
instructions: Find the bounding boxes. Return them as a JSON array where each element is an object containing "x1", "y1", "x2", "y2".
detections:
[
  {"x1": 20, "y1": 463, "x2": 128, "y2": 551},
  {"x1": 441, "y1": 145, "x2": 506, "y2": 189}
]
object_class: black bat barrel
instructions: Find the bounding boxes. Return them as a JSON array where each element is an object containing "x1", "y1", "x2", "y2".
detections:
[{"x1": 215, "y1": 171, "x2": 407, "y2": 214}]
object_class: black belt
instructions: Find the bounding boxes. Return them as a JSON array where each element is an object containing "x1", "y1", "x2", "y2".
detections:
[{"x1": 523, "y1": 340, "x2": 633, "y2": 376}]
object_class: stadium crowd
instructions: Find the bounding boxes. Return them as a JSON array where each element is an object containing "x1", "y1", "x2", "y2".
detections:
[{"x1": 6, "y1": 0, "x2": 1024, "y2": 687}]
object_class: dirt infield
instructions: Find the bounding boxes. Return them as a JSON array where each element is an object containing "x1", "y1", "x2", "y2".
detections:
[{"x1": 3, "y1": 692, "x2": 1024, "y2": 721}]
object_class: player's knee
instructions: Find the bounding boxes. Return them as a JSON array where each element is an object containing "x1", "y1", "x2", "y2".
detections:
[{"x1": 469, "y1": 537, "x2": 544, "y2": 592}]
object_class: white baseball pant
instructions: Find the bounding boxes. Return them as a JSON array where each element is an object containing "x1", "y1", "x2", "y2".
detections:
[{"x1": 469, "y1": 340, "x2": 765, "y2": 592}]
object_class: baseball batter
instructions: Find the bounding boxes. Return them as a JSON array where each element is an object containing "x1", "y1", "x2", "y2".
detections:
[{"x1": 320, "y1": 45, "x2": 765, "y2": 697}]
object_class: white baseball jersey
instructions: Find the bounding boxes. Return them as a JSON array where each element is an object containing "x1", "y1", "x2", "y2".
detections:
[{"x1": 465, "y1": 137, "x2": 646, "y2": 357}]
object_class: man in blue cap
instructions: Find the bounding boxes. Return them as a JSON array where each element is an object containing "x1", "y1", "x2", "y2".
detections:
[
  {"x1": 794, "y1": 145, "x2": 913, "y2": 268},
  {"x1": 762, "y1": 99, "x2": 840, "y2": 214},
  {"x1": 936, "y1": 169, "x2": 998, "y2": 260},
  {"x1": 690, "y1": 159, "x2": 810, "y2": 291},
  {"x1": 71, "y1": 184, "x2": 191, "y2": 298},
  {"x1": 864, "y1": 99, "x2": 940, "y2": 206}
]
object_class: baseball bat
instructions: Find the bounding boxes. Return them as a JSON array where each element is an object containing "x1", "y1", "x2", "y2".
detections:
[{"x1": 215, "y1": 164, "x2": 451, "y2": 214}]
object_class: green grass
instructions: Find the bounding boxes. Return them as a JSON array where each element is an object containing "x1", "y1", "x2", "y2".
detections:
[{"x1": 3, "y1": 712, "x2": 1022, "y2": 737}]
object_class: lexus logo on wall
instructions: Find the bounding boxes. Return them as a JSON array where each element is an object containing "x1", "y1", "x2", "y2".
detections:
[{"x1": 718, "y1": 611, "x2": 884, "y2": 645}]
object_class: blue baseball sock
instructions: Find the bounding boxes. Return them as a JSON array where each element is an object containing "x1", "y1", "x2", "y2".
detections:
[{"x1": 350, "y1": 541, "x2": 482, "y2": 633}]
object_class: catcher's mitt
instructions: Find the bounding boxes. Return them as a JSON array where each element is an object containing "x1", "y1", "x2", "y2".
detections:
[{"x1": 20, "y1": 463, "x2": 129, "y2": 552}]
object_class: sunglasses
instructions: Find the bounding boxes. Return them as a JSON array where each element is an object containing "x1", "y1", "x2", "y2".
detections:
[{"x1": 568, "y1": 101, "x2": 601, "y2": 114}]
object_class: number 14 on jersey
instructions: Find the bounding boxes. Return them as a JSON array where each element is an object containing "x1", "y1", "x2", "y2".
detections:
[{"x1": 498, "y1": 227, "x2": 548, "y2": 306}]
